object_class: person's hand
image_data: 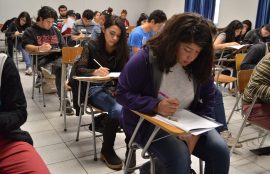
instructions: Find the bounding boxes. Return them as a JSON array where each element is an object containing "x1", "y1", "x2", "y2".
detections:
[
  {"x1": 14, "y1": 31, "x2": 21, "y2": 36},
  {"x1": 39, "y1": 43, "x2": 52, "y2": 52},
  {"x1": 92, "y1": 67, "x2": 110, "y2": 76},
  {"x1": 79, "y1": 31, "x2": 86, "y2": 40},
  {"x1": 155, "y1": 98, "x2": 180, "y2": 116},
  {"x1": 229, "y1": 42, "x2": 240, "y2": 46}
]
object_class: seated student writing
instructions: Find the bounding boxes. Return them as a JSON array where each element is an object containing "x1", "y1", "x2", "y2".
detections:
[{"x1": 116, "y1": 13, "x2": 230, "y2": 174}]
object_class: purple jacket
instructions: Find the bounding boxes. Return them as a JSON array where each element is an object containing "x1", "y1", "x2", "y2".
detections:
[{"x1": 116, "y1": 47, "x2": 215, "y2": 141}]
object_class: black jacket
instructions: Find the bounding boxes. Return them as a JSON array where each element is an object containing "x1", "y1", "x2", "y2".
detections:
[
  {"x1": 0, "y1": 56, "x2": 33, "y2": 145},
  {"x1": 240, "y1": 43, "x2": 268, "y2": 70}
]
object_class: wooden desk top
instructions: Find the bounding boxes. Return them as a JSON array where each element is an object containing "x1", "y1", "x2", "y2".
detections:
[
  {"x1": 132, "y1": 111, "x2": 186, "y2": 136},
  {"x1": 73, "y1": 76, "x2": 112, "y2": 83},
  {"x1": 31, "y1": 49, "x2": 61, "y2": 55}
]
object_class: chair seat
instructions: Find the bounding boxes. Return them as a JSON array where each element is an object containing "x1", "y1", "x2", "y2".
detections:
[{"x1": 214, "y1": 74, "x2": 237, "y2": 83}]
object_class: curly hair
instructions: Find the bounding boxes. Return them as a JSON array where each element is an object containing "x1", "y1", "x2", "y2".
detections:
[{"x1": 147, "y1": 12, "x2": 213, "y2": 83}]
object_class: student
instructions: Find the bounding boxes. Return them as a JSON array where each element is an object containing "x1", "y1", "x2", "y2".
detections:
[
  {"x1": 71, "y1": 9, "x2": 95, "y2": 46},
  {"x1": 58, "y1": 5, "x2": 67, "y2": 19},
  {"x1": 5, "y1": 11, "x2": 32, "y2": 75},
  {"x1": 214, "y1": 20, "x2": 243, "y2": 51},
  {"x1": 22, "y1": 6, "x2": 74, "y2": 115},
  {"x1": 240, "y1": 42, "x2": 270, "y2": 70},
  {"x1": 120, "y1": 9, "x2": 130, "y2": 28},
  {"x1": 75, "y1": 16, "x2": 129, "y2": 170},
  {"x1": 0, "y1": 53, "x2": 50, "y2": 174},
  {"x1": 240, "y1": 20, "x2": 252, "y2": 41},
  {"x1": 90, "y1": 8, "x2": 112, "y2": 40},
  {"x1": 136, "y1": 13, "x2": 148, "y2": 27},
  {"x1": 128, "y1": 9, "x2": 167, "y2": 57},
  {"x1": 242, "y1": 24, "x2": 270, "y2": 44},
  {"x1": 242, "y1": 53, "x2": 270, "y2": 130},
  {"x1": 61, "y1": 10, "x2": 77, "y2": 46},
  {"x1": 93, "y1": 11, "x2": 101, "y2": 25},
  {"x1": 116, "y1": 13, "x2": 230, "y2": 174}
]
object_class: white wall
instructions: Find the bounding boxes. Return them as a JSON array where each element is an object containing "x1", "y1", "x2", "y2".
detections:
[
  {"x1": 147, "y1": 0, "x2": 185, "y2": 19},
  {"x1": 0, "y1": 0, "x2": 148, "y2": 26},
  {"x1": 217, "y1": 0, "x2": 258, "y2": 29},
  {"x1": 0, "y1": 0, "x2": 259, "y2": 29}
]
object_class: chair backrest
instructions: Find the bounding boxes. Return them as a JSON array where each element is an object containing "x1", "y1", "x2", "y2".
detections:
[
  {"x1": 235, "y1": 53, "x2": 246, "y2": 72},
  {"x1": 62, "y1": 47, "x2": 83, "y2": 64},
  {"x1": 127, "y1": 26, "x2": 135, "y2": 34},
  {"x1": 237, "y1": 69, "x2": 253, "y2": 94}
]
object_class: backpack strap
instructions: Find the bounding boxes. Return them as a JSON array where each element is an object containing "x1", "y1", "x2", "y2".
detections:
[{"x1": 0, "y1": 53, "x2": 8, "y2": 88}]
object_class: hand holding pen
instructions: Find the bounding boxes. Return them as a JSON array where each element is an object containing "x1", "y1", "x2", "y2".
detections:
[
  {"x1": 155, "y1": 91, "x2": 180, "y2": 117},
  {"x1": 92, "y1": 59, "x2": 110, "y2": 76}
]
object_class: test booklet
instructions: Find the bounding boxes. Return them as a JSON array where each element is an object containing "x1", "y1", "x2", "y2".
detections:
[{"x1": 154, "y1": 109, "x2": 222, "y2": 135}]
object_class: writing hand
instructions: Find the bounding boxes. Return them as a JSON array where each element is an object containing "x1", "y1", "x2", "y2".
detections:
[
  {"x1": 39, "y1": 43, "x2": 52, "y2": 52},
  {"x1": 93, "y1": 67, "x2": 110, "y2": 76},
  {"x1": 156, "y1": 98, "x2": 180, "y2": 116}
]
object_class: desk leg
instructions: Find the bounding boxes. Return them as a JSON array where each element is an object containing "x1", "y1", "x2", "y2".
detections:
[
  {"x1": 61, "y1": 64, "x2": 67, "y2": 131},
  {"x1": 32, "y1": 55, "x2": 36, "y2": 99}
]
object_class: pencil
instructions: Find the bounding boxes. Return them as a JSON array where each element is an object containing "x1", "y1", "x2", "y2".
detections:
[
  {"x1": 93, "y1": 59, "x2": 103, "y2": 68},
  {"x1": 158, "y1": 91, "x2": 169, "y2": 99}
]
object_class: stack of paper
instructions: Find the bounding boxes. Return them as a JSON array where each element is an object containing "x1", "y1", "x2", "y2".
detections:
[{"x1": 154, "y1": 109, "x2": 222, "y2": 135}]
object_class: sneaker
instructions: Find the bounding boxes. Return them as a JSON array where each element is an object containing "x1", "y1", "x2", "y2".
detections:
[
  {"x1": 65, "y1": 100, "x2": 74, "y2": 116},
  {"x1": 25, "y1": 67, "x2": 32, "y2": 75},
  {"x1": 220, "y1": 130, "x2": 242, "y2": 148},
  {"x1": 101, "y1": 149, "x2": 123, "y2": 170}
]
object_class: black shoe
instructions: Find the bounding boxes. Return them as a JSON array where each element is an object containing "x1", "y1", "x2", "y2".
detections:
[
  {"x1": 101, "y1": 149, "x2": 123, "y2": 170},
  {"x1": 66, "y1": 107, "x2": 74, "y2": 115},
  {"x1": 89, "y1": 113, "x2": 107, "y2": 133}
]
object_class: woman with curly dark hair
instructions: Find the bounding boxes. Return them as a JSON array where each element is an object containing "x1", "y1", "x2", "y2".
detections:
[{"x1": 116, "y1": 13, "x2": 230, "y2": 174}]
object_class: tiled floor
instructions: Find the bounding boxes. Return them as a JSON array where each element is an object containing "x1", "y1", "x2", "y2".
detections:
[{"x1": 17, "y1": 61, "x2": 270, "y2": 174}]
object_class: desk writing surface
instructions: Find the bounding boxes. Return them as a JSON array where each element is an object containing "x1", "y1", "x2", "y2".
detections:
[
  {"x1": 31, "y1": 49, "x2": 61, "y2": 55},
  {"x1": 73, "y1": 76, "x2": 112, "y2": 82},
  {"x1": 132, "y1": 110, "x2": 186, "y2": 136}
]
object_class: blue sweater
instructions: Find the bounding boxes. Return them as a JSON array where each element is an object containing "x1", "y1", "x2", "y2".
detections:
[{"x1": 116, "y1": 47, "x2": 215, "y2": 142}]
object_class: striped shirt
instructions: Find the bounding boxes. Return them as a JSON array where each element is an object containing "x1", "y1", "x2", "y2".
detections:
[{"x1": 242, "y1": 53, "x2": 270, "y2": 103}]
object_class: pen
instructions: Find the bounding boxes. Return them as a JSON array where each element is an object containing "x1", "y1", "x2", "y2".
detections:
[
  {"x1": 158, "y1": 91, "x2": 169, "y2": 99},
  {"x1": 93, "y1": 59, "x2": 103, "y2": 68}
]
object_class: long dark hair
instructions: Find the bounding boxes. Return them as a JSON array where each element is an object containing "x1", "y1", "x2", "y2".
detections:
[
  {"x1": 222, "y1": 20, "x2": 243, "y2": 42},
  {"x1": 15, "y1": 11, "x2": 31, "y2": 28},
  {"x1": 98, "y1": 15, "x2": 129, "y2": 70},
  {"x1": 147, "y1": 12, "x2": 213, "y2": 83}
]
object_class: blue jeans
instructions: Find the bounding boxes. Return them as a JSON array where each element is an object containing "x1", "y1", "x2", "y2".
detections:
[
  {"x1": 17, "y1": 42, "x2": 31, "y2": 69},
  {"x1": 89, "y1": 86, "x2": 122, "y2": 119},
  {"x1": 141, "y1": 128, "x2": 230, "y2": 174},
  {"x1": 214, "y1": 85, "x2": 228, "y2": 132}
]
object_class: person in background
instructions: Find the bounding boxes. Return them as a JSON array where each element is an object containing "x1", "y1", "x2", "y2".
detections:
[
  {"x1": 75, "y1": 15, "x2": 129, "y2": 171},
  {"x1": 58, "y1": 5, "x2": 67, "y2": 19},
  {"x1": 128, "y1": 9, "x2": 167, "y2": 57},
  {"x1": 75, "y1": 12, "x2": 81, "y2": 20},
  {"x1": 242, "y1": 24, "x2": 270, "y2": 44},
  {"x1": 240, "y1": 42, "x2": 270, "y2": 70},
  {"x1": 61, "y1": 10, "x2": 77, "y2": 46},
  {"x1": 22, "y1": 6, "x2": 74, "y2": 115},
  {"x1": 116, "y1": 12, "x2": 229, "y2": 174},
  {"x1": 242, "y1": 53, "x2": 270, "y2": 130},
  {"x1": 136, "y1": 13, "x2": 148, "y2": 27},
  {"x1": 214, "y1": 20, "x2": 243, "y2": 51},
  {"x1": 240, "y1": 20, "x2": 252, "y2": 41},
  {"x1": 1, "y1": 17, "x2": 16, "y2": 32},
  {"x1": 120, "y1": 9, "x2": 129, "y2": 28},
  {"x1": 5, "y1": 11, "x2": 32, "y2": 75},
  {"x1": 0, "y1": 53, "x2": 50, "y2": 174},
  {"x1": 71, "y1": 9, "x2": 95, "y2": 46},
  {"x1": 206, "y1": 20, "x2": 242, "y2": 148},
  {"x1": 91, "y1": 8, "x2": 113, "y2": 40},
  {"x1": 93, "y1": 11, "x2": 101, "y2": 25}
]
